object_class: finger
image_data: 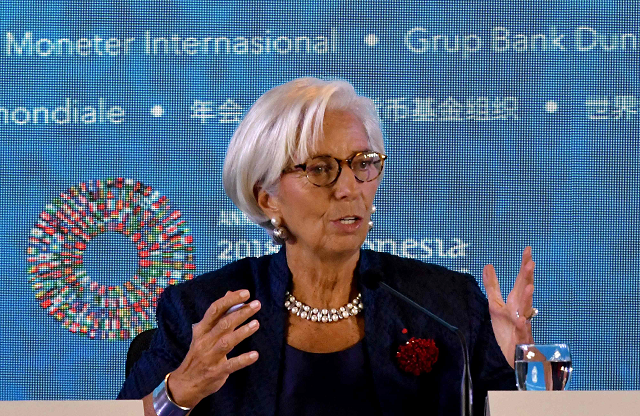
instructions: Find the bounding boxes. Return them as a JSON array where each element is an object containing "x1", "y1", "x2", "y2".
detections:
[
  {"x1": 521, "y1": 283, "x2": 534, "y2": 317},
  {"x1": 521, "y1": 246, "x2": 532, "y2": 266},
  {"x1": 222, "y1": 351, "x2": 260, "y2": 376},
  {"x1": 198, "y1": 290, "x2": 251, "y2": 333},
  {"x1": 514, "y1": 313, "x2": 531, "y2": 342},
  {"x1": 207, "y1": 299, "x2": 261, "y2": 340},
  {"x1": 514, "y1": 247, "x2": 532, "y2": 284},
  {"x1": 512, "y1": 284, "x2": 534, "y2": 337},
  {"x1": 512, "y1": 257, "x2": 535, "y2": 302},
  {"x1": 483, "y1": 264, "x2": 505, "y2": 308},
  {"x1": 519, "y1": 248, "x2": 534, "y2": 282},
  {"x1": 506, "y1": 266, "x2": 532, "y2": 310},
  {"x1": 211, "y1": 319, "x2": 260, "y2": 356},
  {"x1": 515, "y1": 297, "x2": 534, "y2": 344}
]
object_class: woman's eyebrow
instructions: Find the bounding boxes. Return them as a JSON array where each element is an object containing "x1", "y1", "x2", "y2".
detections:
[{"x1": 308, "y1": 150, "x2": 373, "y2": 159}]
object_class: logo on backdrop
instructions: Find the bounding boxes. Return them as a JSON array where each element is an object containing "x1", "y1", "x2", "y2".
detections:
[{"x1": 26, "y1": 178, "x2": 195, "y2": 340}]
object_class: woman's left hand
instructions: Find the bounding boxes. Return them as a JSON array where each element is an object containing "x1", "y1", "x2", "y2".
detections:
[{"x1": 482, "y1": 246, "x2": 535, "y2": 368}]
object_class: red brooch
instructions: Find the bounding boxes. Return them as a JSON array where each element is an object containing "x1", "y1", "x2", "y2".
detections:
[{"x1": 396, "y1": 337, "x2": 439, "y2": 375}]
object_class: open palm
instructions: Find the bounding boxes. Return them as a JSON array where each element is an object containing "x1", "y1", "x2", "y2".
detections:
[{"x1": 482, "y1": 246, "x2": 535, "y2": 368}]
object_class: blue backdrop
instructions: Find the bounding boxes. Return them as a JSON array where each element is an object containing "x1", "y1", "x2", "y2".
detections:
[{"x1": 0, "y1": 0, "x2": 638, "y2": 400}]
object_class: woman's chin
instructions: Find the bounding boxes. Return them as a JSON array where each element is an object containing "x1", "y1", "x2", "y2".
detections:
[
  {"x1": 289, "y1": 229, "x2": 369, "y2": 257},
  {"x1": 321, "y1": 234, "x2": 368, "y2": 255}
]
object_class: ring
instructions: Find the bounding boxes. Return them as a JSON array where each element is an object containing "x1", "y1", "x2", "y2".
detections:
[{"x1": 516, "y1": 308, "x2": 539, "y2": 322}]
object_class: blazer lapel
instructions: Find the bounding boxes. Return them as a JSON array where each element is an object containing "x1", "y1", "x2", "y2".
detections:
[
  {"x1": 238, "y1": 249, "x2": 289, "y2": 416},
  {"x1": 362, "y1": 281, "x2": 424, "y2": 415},
  {"x1": 358, "y1": 250, "x2": 422, "y2": 415},
  {"x1": 238, "y1": 248, "x2": 460, "y2": 415},
  {"x1": 359, "y1": 250, "x2": 461, "y2": 415}
]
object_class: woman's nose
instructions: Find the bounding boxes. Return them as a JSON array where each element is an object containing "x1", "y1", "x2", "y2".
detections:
[{"x1": 332, "y1": 164, "x2": 359, "y2": 199}]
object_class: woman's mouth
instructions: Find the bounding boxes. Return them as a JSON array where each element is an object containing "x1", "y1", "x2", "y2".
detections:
[{"x1": 331, "y1": 216, "x2": 363, "y2": 232}]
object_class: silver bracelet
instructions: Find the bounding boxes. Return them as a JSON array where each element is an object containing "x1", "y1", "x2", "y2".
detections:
[{"x1": 152, "y1": 372, "x2": 191, "y2": 416}]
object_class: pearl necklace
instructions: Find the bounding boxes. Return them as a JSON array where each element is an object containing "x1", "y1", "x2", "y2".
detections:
[{"x1": 284, "y1": 291, "x2": 364, "y2": 323}]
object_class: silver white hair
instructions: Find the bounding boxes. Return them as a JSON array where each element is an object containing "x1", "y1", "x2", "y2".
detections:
[{"x1": 223, "y1": 77, "x2": 385, "y2": 241}]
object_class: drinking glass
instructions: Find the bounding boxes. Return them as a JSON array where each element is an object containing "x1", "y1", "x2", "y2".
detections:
[{"x1": 515, "y1": 344, "x2": 572, "y2": 391}]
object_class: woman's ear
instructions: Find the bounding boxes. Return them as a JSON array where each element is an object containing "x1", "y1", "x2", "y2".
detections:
[{"x1": 256, "y1": 185, "x2": 280, "y2": 220}]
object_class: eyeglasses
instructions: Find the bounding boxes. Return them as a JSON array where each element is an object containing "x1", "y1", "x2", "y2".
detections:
[{"x1": 283, "y1": 151, "x2": 387, "y2": 187}]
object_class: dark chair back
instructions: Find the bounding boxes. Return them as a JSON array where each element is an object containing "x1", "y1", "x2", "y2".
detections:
[{"x1": 125, "y1": 328, "x2": 157, "y2": 378}]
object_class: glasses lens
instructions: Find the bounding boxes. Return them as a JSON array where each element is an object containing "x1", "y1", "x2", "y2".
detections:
[
  {"x1": 351, "y1": 152, "x2": 383, "y2": 182},
  {"x1": 305, "y1": 157, "x2": 339, "y2": 186}
]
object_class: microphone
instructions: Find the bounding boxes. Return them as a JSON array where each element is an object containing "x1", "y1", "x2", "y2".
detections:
[{"x1": 363, "y1": 269, "x2": 474, "y2": 416}]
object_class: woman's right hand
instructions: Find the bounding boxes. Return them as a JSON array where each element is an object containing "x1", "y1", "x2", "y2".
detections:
[{"x1": 166, "y1": 289, "x2": 261, "y2": 408}]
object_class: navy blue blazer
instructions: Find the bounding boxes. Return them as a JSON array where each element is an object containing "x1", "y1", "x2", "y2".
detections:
[{"x1": 118, "y1": 247, "x2": 515, "y2": 415}]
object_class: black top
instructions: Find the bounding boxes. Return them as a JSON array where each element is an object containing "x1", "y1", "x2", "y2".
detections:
[
  {"x1": 118, "y1": 247, "x2": 516, "y2": 415},
  {"x1": 276, "y1": 340, "x2": 382, "y2": 416}
]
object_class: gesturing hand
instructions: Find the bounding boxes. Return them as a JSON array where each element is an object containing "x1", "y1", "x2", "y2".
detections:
[
  {"x1": 168, "y1": 290, "x2": 261, "y2": 408},
  {"x1": 482, "y1": 246, "x2": 535, "y2": 368}
]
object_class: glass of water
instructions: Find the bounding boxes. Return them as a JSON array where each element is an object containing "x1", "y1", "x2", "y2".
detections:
[{"x1": 515, "y1": 344, "x2": 572, "y2": 391}]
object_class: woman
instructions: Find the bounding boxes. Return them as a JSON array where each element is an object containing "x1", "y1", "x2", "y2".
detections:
[{"x1": 118, "y1": 77, "x2": 536, "y2": 415}]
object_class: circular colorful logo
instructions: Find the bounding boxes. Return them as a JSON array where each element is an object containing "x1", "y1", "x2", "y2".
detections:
[{"x1": 26, "y1": 178, "x2": 195, "y2": 340}]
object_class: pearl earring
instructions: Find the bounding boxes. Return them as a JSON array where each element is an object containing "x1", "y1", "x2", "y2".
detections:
[
  {"x1": 271, "y1": 218, "x2": 289, "y2": 241},
  {"x1": 368, "y1": 205, "x2": 376, "y2": 230}
]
